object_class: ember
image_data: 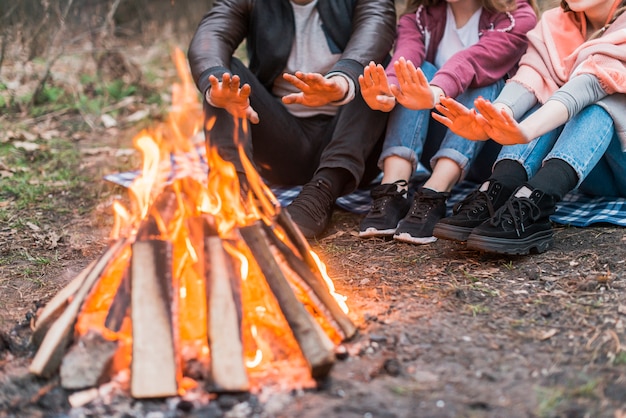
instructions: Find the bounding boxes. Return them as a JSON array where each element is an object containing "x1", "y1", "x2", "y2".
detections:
[{"x1": 28, "y1": 49, "x2": 356, "y2": 400}]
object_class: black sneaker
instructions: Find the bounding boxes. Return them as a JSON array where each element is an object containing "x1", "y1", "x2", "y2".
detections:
[
  {"x1": 393, "y1": 188, "x2": 449, "y2": 244},
  {"x1": 467, "y1": 184, "x2": 557, "y2": 255},
  {"x1": 433, "y1": 180, "x2": 513, "y2": 242},
  {"x1": 359, "y1": 180, "x2": 410, "y2": 238},
  {"x1": 286, "y1": 179, "x2": 335, "y2": 239}
]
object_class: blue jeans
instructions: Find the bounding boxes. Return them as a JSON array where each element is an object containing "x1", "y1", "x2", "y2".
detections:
[
  {"x1": 380, "y1": 61, "x2": 505, "y2": 180},
  {"x1": 496, "y1": 104, "x2": 626, "y2": 198}
]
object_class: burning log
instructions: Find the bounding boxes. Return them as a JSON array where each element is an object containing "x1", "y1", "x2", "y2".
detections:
[
  {"x1": 59, "y1": 331, "x2": 118, "y2": 390},
  {"x1": 29, "y1": 239, "x2": 127, "y2": 377},
  {"x1": 240, "y1": 222, "x2": 335, "y2": 379},
  {"x1": 31, "y1": 259, "x2": 97, "y2": 347},
  {"x1": 104, "y1": 188, "x2": 179, "y2": 334},
  {"x1": 205, "y1": 231, "x2": 249, "y2": 392},
  {"x1": 104, "y1": 270, "x2": 130, "y2": 333},
  {"x1": 130, "y1": 238, "x2": 179, "y2": 398},
  {"x1": 264, "y1": 223, "x2": 357, "y2": 340},
  {"x1": 29, "y1": 49, "x2": 357, "y2": 400}
]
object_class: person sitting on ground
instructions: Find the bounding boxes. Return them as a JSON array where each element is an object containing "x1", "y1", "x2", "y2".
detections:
[
  {"x1": 187, "y1": 0, "x2": 397, "y2": 239},
  {"x1": 357, "y1": 0, "x2": 538, "y2": 244},
  {"x1": 431, "y1": 0, "x2": 626, "y2": 255}
]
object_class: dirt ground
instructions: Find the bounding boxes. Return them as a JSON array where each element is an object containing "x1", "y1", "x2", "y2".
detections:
[
  {"x1": 2, "y1": 0, "x2": 626, "y2": 415},
  {"x1": 1, "y1": 128, "x2": 626, "y2": 417}
]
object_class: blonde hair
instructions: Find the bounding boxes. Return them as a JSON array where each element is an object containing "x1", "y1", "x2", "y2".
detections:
[
  {"x1": 403, "y1": 0, "x2": 539, "y2": 15},
  {"x1": 560, "y1": 1, "x2": 626, "y2": 40}
]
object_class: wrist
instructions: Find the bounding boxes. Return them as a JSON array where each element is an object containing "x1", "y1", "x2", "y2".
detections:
[
  {"x1": 430, "y1": 86, "x2": 444, "y2": 108},
  {"x1": 327, "y1": 73, "x2": 353, "y2": 104}
]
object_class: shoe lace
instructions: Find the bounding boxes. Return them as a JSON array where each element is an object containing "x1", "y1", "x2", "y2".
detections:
[
  {"x1": 491, "y1": 196, "x2": 541, "y2": 236},
  {"x1": 289, "y1": 179, "x2": 335, "y2": 221},
  {"x1": 452, "y1": 189, "x2": 495, "y2": 217},
  {"x1": 369, "y1": 180, "x2": 407, "y2": 214},
  {"x1": 405, "y1": 192, "x2": 442, "y2": 222}
]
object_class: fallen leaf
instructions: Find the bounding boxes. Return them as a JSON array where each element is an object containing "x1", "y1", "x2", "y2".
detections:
[
  {"x1": 538, "y1": 329, "x2": 558, "y2": 341},
  {"x1": 17, "y1": 130, "x2": 37, "y2": 142},
  {"x1": 26, "y1": 222, "x2": 41, "y2": 231},
  {"x1": 125, "y1": 109, "x2": 150, "y2": 123},
  {"x1": 13, "y1": 141, "x2": 40, "y2": 151},
  {"x1": 39, "y1": 129, "x2": 61, "y2": 141},
  {"x1": 101, "y1": 114, "x2": 118, "y2": 128}
]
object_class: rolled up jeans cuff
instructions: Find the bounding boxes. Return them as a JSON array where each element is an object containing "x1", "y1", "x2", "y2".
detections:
[{"x1": 378, "y1": 146, "x2": 419, "y2": 172}]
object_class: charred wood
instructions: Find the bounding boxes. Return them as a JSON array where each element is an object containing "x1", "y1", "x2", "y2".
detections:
[
  {"x1": 130, "y1": 239, "x2": 179, "y2": 398},
  {"x1": 239, "y1": 222, "x2": 335, "y2": 379},
  {"x1": 29, "y1": 239, "x2": 127, "y2": 378}
]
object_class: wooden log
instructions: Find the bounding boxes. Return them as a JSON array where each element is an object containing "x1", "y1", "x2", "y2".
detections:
[
  {"x1": 239, "y1": 222, "x2": 335, "y2": 379},
  {"x1": 276, "y1": 211, "x2": 319, "y2": 271},
  {"x1": 137, "y1": 187, "x2": 179, "y2": 240},
  {"x1": 205, "y1": 234, "x2": 249, "y2": 392},
  {"x1": 105, "y1": 194, "x2": 179, "y2": 333},
  {"x1": 130, "y1": 239, "x2": 179, "y2": 398},
  {"x1": 263, "y1": 224, "x2": 357, "y2": 340},
  {"x1": 60, "y1": 330, "x2": 118, "y2": 390},
  {"x1": 103, "y1": 269, "x2": 130, "y2": 333},
  {"x1": 31, "y1": 259, "x2": 97, "y2": 348},
  {"x1": 29, "y1": 239, "x2": 126, "y2": 377}
]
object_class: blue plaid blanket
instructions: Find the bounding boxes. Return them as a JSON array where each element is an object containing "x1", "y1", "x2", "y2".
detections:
[{"x1": 104, "y1": 139, "x2": 626, "y2": 228}]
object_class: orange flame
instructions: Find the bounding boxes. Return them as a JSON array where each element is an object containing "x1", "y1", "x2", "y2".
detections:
[{"x1": 75, "y1": 47, "x2": 349, "y2": 394}]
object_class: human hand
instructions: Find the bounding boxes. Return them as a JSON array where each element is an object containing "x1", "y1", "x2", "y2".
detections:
[
  {"x1": 358, "y1": 61, "x2": 396, "y2": 112},
  {"x1": 281, "y1": 71, "x2": 347, "y2": 107},
  {"x1": 390, "y1": 57, "x2": 437, "y2": 110},
  {"x1": 207, "y1": 74, "x2": 259, "y2": 124},
  {"x1": 433, "y1": 96, "x2": 490, "y2": 141},
  {"x1": 473, "y1": 97, "x2": 530, "y2": 145}
]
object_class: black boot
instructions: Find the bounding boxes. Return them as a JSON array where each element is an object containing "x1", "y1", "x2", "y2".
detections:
[
  {"x1": 433, "y1": 180, "x2": 513, "y2": 242},
  {"x1": 466, "y1": 184, "x2": 557, "y2": 255},
  {"x1": 286, "y1": 179, "x2": 335, "y2": 239}
]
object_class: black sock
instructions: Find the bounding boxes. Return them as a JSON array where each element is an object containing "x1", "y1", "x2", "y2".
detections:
[
  {"x1": 528, "y1": 159, "x2": 578, "y2": 200},
  {"x1": 315, "y1": 168, "x2": 352, "y2": 198},
  {"x1": 489, "y1": 159, "x2": 527, "y2": 191}
]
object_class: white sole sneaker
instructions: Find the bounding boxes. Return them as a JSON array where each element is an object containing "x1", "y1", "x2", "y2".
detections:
[
  {"x1": 359, "y1": 227, "x2": 396, "y2": 238},
  {"x1": 393, "y1": 232, "x2": 437, "y2": 245}
]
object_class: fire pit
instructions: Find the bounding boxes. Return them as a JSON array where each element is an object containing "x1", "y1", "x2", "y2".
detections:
[{"x1": 28, "y1": 49, "x2": 356, "y2": 401}]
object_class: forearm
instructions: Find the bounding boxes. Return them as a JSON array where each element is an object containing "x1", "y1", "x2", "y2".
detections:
[
  {"x1": 494, "y1": 81, "x2": 537, "y2": 120},
  {"x1": 510, "y1": 74, "x2": 607, "y2": 141},
  {"x1": 549, "y1": 74, "x2": 608, "y2": 117},
  {"x1": 518, "y1": 100, "x2": 569, "y2": 141}
]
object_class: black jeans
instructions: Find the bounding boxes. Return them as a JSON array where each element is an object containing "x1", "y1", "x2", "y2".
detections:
[{"x1": 203, "y1": 58, "x2": 388, "y2": 195}]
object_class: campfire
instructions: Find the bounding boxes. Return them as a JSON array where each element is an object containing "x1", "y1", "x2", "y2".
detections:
[{"x1": 28, "y1": 49, "x2": 357, "y2": 400}]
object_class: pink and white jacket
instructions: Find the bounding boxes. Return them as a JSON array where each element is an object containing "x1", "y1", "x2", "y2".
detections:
[
  {"x1": 512, "y1": 7, "x2": 626, "y2": 148},
  {"x1": 386, "y1": 0, "x2": 538, "y2": 98}
]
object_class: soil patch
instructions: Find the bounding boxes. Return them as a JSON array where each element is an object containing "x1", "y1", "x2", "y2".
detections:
[{"x1": 2, "y1": 174, "x2": 626, "y2": 417}]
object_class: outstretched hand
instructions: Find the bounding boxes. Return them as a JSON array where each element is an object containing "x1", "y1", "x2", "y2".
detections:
[
  {"x1": 281, "y1": 71, "x2": 347, "y2": 107},
  {"x1": 390, "y1": 57, "x2": 438, "y2": 110},
  {"x1": 473, "y1": 97, "x2": 530, "y2": 145},
  {"x1": 358, "y1": 61, "x2": 396, "y2": 112},
  {"x1": 433, "y1": 96, "x2": 490, "y2": 141},
  {"x1": 208, "y1": 74, "x2": 259, "y2": 124}
]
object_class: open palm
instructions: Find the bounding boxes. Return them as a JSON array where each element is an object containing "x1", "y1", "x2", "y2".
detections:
[
  {"x1": 433, "y1": 96, "x2": 489, "y2": 141},
  {"x1": 208, "y1": 74, "x2": 259, "y2": 124},
  {"x1": 282, "y1": 72, "x2": 345, "y2": 107},
  {"x1": 358, "y1": 61, "x2": 396, "y2": 112},
  {"x1": 474, "y1": 97, "x2": 529, "y2": 145},
  {"x1": 390, "y1": 57, "x2": 434, "y2": 110}
]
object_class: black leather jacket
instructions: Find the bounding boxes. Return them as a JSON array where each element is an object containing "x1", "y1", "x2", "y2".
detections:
[{"x1": 188, "y1": 0, "x2": 396, "y2": 97}]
